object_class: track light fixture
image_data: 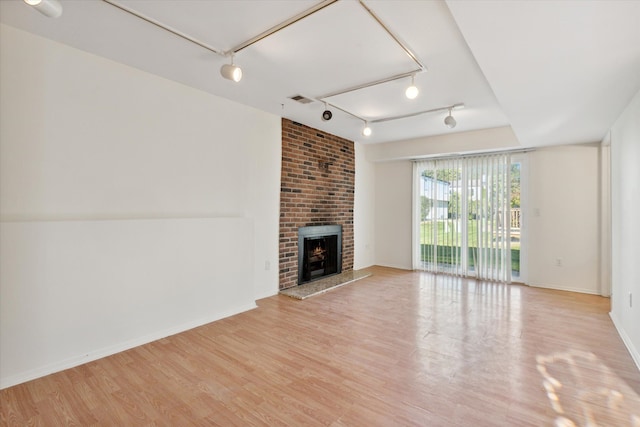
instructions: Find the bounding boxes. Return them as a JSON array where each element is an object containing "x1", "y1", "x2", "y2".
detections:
[
  {"x1": 23, "y1": 0, "x2": 62, "y2": 18},
  {"x1": 405, "y1": 74, "x2": 419, "y2": 100},
  {"x1": 220, "y1": 55, "x2": 242, "y2": 82},
  {"x1": 362, "y1": 121, "x2": 372, "y2": 137},
  {"x1": 444, "y1": 108, "x2": 457, "y2": 129},
  {"x1": 322, "y1": 103, "x2": 333, "y2": 121}
]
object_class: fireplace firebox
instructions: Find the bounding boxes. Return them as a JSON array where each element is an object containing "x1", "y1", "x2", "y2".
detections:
[{"x1": 298, "y1": 225, "x2": 342, "y2": 285}]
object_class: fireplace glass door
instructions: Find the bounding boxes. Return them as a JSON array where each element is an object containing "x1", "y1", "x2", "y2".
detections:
[
  {"x1": 297, "y1": 225, "x2": 342, "y2": 285},
  {"x1": 302, "y1": 235, "x2": 338, "y2": 282}
]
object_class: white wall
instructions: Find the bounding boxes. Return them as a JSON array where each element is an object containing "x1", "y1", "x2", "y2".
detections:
[
  {"x1": 609, "y1": 89, "x2": 640, "y2": 369},
  {"x1": 0, "y1": 218, "x2": 254, "y2": 388},
  {"x1": 374, "y1": 160, "x2": 413, "y2": 270},
  {"x1": 353, "y1": 142, "x2": 375, "y2": 269},
  {"x1": 245, "y1": 118, "x2": 282, "y2": 301},
  {"x1": 0, "y1": 24, "x2": 281, "y2": 387},
  {"x1": 526, "y1": 145, "x2": 601, "y2": 294}
]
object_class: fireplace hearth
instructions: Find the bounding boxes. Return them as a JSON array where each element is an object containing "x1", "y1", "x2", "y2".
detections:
[{"x1": 298, "y1": 225, "x2": 342, "y2": 285}]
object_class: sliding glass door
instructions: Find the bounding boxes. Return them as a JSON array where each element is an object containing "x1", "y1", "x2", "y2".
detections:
[
  {"x1": 416, "y1": 158, "x2": 465, "y2": 275},
  {"x1": 414, "y1": 153, "x2": 515, "y2": 282}
]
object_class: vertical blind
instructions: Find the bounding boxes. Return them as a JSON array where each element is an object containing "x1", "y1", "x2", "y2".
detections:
[{"x1": 413, "y1": 153, "x2": 512, "y2": 282}]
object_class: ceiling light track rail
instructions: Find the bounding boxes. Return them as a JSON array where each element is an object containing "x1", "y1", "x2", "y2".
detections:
[
  {"x1": 370, "y1": 103, "x2": 464, "y2": 124},
  {"x1": 317, "y1": 68, "x2": 422, "y2": 100},
  {"x1": 229, "y1": 0, "x2": 338, "y2": 55},
  {"x1": 325, "y1": 103, "x2": 366, "y2": 122},
  {"x1": 320, "y1": 101, "x2": 465, "y2": 131},
  {"x1": 357, "y1": 0, "x2": 425, "y2": 71},
  {"x1": 102, "y1": 0, "x2": 339, "y2": 58},
  {"x1": 313, "y1": 0, "x2": 434, "y2": 134},
  {"x1": 101, "y1": 0, "x2": 224, "y2": 56},
  {"x1": 315, "y1": 0, "x2": 427, "y2": 101}
]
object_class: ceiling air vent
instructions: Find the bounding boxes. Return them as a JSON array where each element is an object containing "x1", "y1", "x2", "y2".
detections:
[{"x1": 289, "y1": 95, "x2": 314, "y2": 104}]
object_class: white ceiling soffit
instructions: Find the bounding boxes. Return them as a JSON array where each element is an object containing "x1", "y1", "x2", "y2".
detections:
[{"x1": 446, "y1": 0, "x2": 640, "y2": 147}]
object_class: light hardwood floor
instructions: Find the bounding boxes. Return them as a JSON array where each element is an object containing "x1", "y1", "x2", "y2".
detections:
[{"x1": 2, "y1": 266, "x2": 640, "y2": 426}]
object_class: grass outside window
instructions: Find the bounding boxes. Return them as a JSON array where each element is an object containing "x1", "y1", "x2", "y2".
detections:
[{"x1": 420, "y1": 220, "x2": 520, "y2": 273}]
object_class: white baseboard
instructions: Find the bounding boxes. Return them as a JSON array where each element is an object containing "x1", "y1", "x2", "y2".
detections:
[
  {"x1": 609, "y1": 312, "x2": 640, "y2": 372},
  {"x1": 0, "y1": 302, "x2": 256, "y2": 390},
  {"x1": 254, "y1": 288, "x2": 279, "y2": 301},
  {"x1": 376, "y1": 263, "x2": 412, "y2": 271},
  {"x1": 528, "y1": 281, "x2": 602, "y2": 296}
]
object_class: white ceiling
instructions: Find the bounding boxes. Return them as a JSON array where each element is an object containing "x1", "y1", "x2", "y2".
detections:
[{"x1": 1, "y1": 0, "x2": 639, "y2": 147}]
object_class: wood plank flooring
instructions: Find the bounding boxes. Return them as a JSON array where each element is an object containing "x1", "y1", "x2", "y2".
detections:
[{"x1": 2, "y1": 266, "x2": 640, "y2": 426}]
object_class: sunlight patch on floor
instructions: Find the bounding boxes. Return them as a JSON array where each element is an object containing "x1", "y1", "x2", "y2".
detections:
[{"x1": 536, "y1": 350, "x2": 640, "y2": 426}]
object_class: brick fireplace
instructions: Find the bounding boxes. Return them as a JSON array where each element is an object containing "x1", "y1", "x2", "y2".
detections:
[{"x1": 279, "y1": 118, "x2": 354, "y2": 290}]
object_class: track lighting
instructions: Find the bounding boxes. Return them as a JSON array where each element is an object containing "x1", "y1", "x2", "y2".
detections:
[
  {"x1": 362, "y1": 122, "x2": 372, "y2": 137},
  {"x1": 444, "y1": 108, "x2": 457, "y2": 128},
  {"x1": 405, "y1": 74, "x2": 419, "y2": 100},
  {"x1": 23, "y1": 0, "x2": 62, "y2": 18},
  {"x1": 220, "y1": 55, "x2": 242, "y2": 82}
]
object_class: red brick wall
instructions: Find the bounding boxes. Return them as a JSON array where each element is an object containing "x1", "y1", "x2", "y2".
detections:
[{"x1": 279, "y1": 118, "x2": 354, "y2": 289}]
